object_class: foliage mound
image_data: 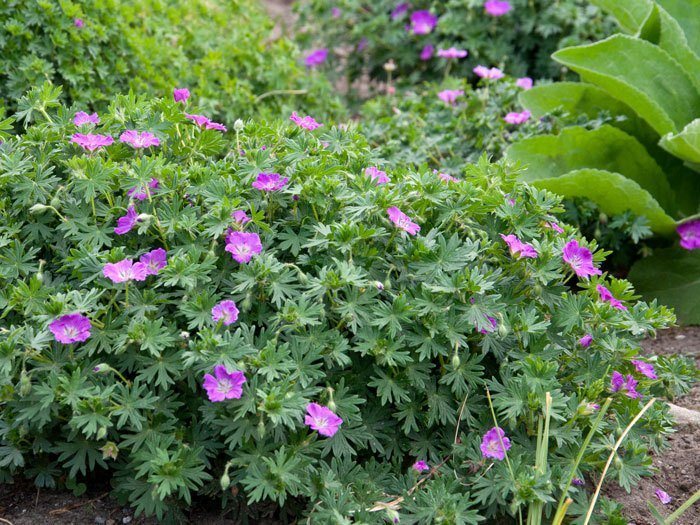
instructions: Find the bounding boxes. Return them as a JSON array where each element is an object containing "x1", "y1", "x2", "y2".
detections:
[{"x1": 0, "y1": 86, "x2": 695, "y2": 524}]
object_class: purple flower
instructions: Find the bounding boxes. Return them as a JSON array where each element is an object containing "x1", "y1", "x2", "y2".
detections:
[
  {"x1": 572, "y1": 478, "x2": 585, "y2": 486},
  {"x1": 500, "y1": 234, "x2": 538, "y2": 259},
  {"x1": 225, "y1": 231, "x2": 263, "y2": 264},
  {"x1": 437, "y1": 47, "x2": 468, "y2": 59},
  {"x1": 139, "y1": 248, "x2": 167, "y2": 276},
  {"x1": 579, "y1": 334, "x2": 593, "y2": 347},
  {"x1": 185, "y1": 113, "x2": 227, "y2": 132},
  {"x1": 610, "y1": 371, "x2": 641, "y2": 398},
  {"x1": 206, "y1": 121, "x2": 227, "y2": 132},
  {"x1": 631, "y1": 360, "x2": 658, "y2": 379},
  {"x1": 562, "y1": 240, "x2": 602, "y2": 278},
  {"x1": 73, "y1": 111, "x2": 99, "y2": 126},
  {"x1": 173, "y1": 88, "x2": 190, "y2": 103},
  {"x1": 504, "y1": 110, "x2": 531, "y2": 125},
  {"x1": 127, "y1": 178, "x2": 159, "y2": 201},
  {"x1": 305, "y1": 402, "x2": 343, "y2": 437},
  {"x1": 305, "y1": 48, "x2": 328, "y2": 68},
  {"x1": 74, "y1": 18, "x2": 84, "y2": 28},
  {"x1": 71, "y1": 133, "x2": 114, "y2": 152},
  {"x1": 409, "y1": 10, "x2": 438, "y2": 35},
  {"x1": 545, "y1": 221, "x2": 564, "y2": 234},
  {"x1": 49, "y1": 313, "x2": 91, "y2": 344},
  {"x1": 677, "y1": 220, "x2": 700, "y2": 250},
  {"x1": 391, "y1": 2, "x2": 410, "y2": 20},
  {"x1": 331, "y1": 7, "x2": 342, "y2": 18},
  {"x1": 516, "y1": 77, "x2": 533, "y2": 90},
  {"x1": 484, "y1": 0, "x2": 512, "y2": 16},
  {"x1": 438, "y1": 172, "x2": 459, "y2": 183},
  {"x1": 420, "y1": 44, "x2": 435, "y2": 61},
  {"x1": 114, "y1": 206, "x2": 140, "y2": 235},
  {"x1": 290, "y1": 112, "x2": 322, "y2": 130},
  {"x1": 119, "y1": 130, "x2": 161, "y2": 149},
  {"x1": 473, "y1": 65, "x2": 504, "y2": 80},
  {"x1": 202, "y1": 365, "x2": 246, "y2": 402},
  {"x1": 252, "y1": 173, "x2": 289, "y2": 192},
  {"x1": 375, "y1": 281, "x2": 385, "y2": 290},
  {"x1": 655, "y1": 489, "x2": 672, "y2": 505},
  {"x1": 480, "y1": 427, "x2": 511, "y2": 460},
  {"x1": 212, "y1": 300, "x2": 239, "y2": 326},
  {"x1": 102, "y1": 259, "x2": 148, "y2": 283},
  {"x1": 387, "y1": 206, "x2": 420, "y2": 235},
  {"x1": 366, "y1": 166, "x2": 390, "y2": 184},
  {"x1": 412, "y1": 460, "x2": 429, "y2": 472},
  {"x1": 357, "y1": 37, "x2": 368, "y2": 52},
  {"x1": 437, "y1": 89, "x2": 465, "y2": 105},
  {"x1": 232, "y1": 210, "x2": 251, "y2": 224},
  {"x1": 597, "y1": 284, "x2": 627, "y2": 311},
  {"x1": 479, "y1": 316, "x2": 498, "y2": 334}
]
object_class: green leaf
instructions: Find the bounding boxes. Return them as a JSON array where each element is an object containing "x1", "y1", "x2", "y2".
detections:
[
  {"x1": 629, "y1": 247, "x2": 700, "y2": 324},
  {"x1": 656, "y1": 0, "x2": 700, "y2": 57},
  {"x1": 589, "y1": 0, "x2": 652, "y2": 33},
  {"x1": 660, "y1": 118, "x2": 700, "y2": 168},
  {"x1": 553, "y1": 35, "x2": 700, "y2": 135}
]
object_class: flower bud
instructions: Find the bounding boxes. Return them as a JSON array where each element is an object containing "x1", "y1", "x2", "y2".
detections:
[
  {"x1": 374, "y1": 281, "x2": 384, "y2": 290},
  {"x1": 96, "y1": 426, "x2": 108, "y2": 440},
  {"x1": 257, "y1": 420, "x2": 265, "y2": 439},
  {"x1": 383, "y1": 60, "x2": 397, "y2": 72},
  {"x1": 19, "y1": 370, "x2": 32, "y2": 396},
  {"x1": 220, "y1": 471, "x2": 231, "y2": 490},
  {"x1": 451, "y1": 352, "x2": 461, "y2": 369},
  {"x1": 93, "y1": 363, "x2": 110, "y2": 373},
  {"x1": 598, "y1": 212, "x2": 608, "y2": 224},
  {"x1": 101, "y1": 441, "x2": 119, "y2": 460},
  {"x1": 29, "y1": 204, "x2": 50, "y2": 214},
  {"x1": 498, "y1": 322, "x2": 509, "y2": 338},
  {"x1": 233, "y1": 119, "x2": 244, "y2": 132}
]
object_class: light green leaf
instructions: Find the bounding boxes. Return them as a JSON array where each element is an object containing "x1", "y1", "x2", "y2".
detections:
[
  {"x1": 660, "y1": 118, "x2": 700, "y2": 168},
  {"x1": 590, "y1": 0, "x2": 652, "y2": 33},
  {"x1": 656, "y1": 0, "x2": 700, "y2": 57},
  {"x1": 553, "y1": 35, "x2": 700, "y2": 135},
  {"x1": 629, "y1": 247, "x2": 700, "y2": 324}
]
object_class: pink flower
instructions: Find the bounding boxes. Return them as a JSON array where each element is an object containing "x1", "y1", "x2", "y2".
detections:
[
  {"x1": 391, "y1": 3, "x2": 410, "y2": 20},
  {"x1": 139, "y1": 248, "x2": 167, "y2": 276},
  {"x1": 631, "y1": 360, "x2": 658, "y2": 379},
  {"x1": 305, "y1": 48, "x2": 328, "y2": 68},
  {"x1": 102, "y1": 259, "x2": 148, "y2": 283},
  {"x1": 70, "y1": 133, "x2": 114, "y2": 152},
  {"x1": 409, "y1": 10, "x2": 438, "y2": 34},
  {"x1": 677, "y1": 220, "x2": 700, "y2": 250},
  {"x1": 484, "y1": 0, "x2": 512, "y2": 16},
  {"x1": 479, "y1": 316, "x2": 498, "y2": 334},
  {"x1": 114, "y1": 206, "x2": 140, "y2": 235},
  {"x1": 305, "y1": 403, "x2": 343, "y2": 437},
  {"x1": 387, "y1": 206, "x2": 420, "y2": 235},
  {"x1": 438, "y1": 172, "x2": 459, "y2": 183},
  {"x1": 500, "y1": 234, "x2": 538, "y2": 259},
  {"x1": 290, "y1": 112, "x2": 322, "y2": 131},
  {"x1": 473, "y1": 65, "x2": 504, "y2": 80},
  {"x1": 366, "y1": 166, "x2": 390, "y2": 184},
  {"x1": 225, "y1": 231, "x2": 263, "y2": 263},
  {"x1": 252, "y1": 173, "x2": 289, "y2": 192},
  {"x1": 562, "y1": 240, "x2": 601, "y2": 278},
  {"x1": 480, "y1": 427, "x2": 511, "y2": 460},
  {"x1": 420, "y1": 44, "x2": 435, "y2": 61},
  {"x1": 504, "y1": 110, "x2": 531, "y2": 125},
  {"x1": 202, "y1": 365, "x2": 246, "y2": 402},
  {"x1": 545, "y1": 221, "x2": 564, "y2": 234},
  {"x1": 119, "y1": 130, "x2": 161, "y2": 149},
  {"x1": 516, "y1": 77, "x2": 533, "y2": 90},
  {"x1": 73, "y1": 111, "x2": 99, "y2": 126},
  {"x1": 212, "y1": 300, "x2": 239, "y2": 326},
  {"x1": 597, "y1": 284, "x2": 627, "y2": 311},
  {"x1": 437, "y1": 47, "x2": 468, "y2": 59},
  {"x1": 610, "y1": 371, "x2": 640, "y2": 398},
  {"x1": 331, "y1": 7, "x2": 342, "y2": 18},
  {"x1": 74, "y1": 18, "x2": 84, "y2": 28},
  {"x1": 579, "y1": 334, "x2": 593, "y2": 347},
  {"x1": 412, "y1": 460, "x2": 429, "y2": 472},
  {"x1": 437, "y1": 89, "x2": 464, "y2": 105},
  {"x1": 231, "y1": 210, "x2": 251, "y2": 224},
  {"x1": 49, "y1": 313, "x2": 91, "y2": 344},
  {"x1": 655, "y1": 489, "x2": 672, "y2": 505},
  {"x1": 127, "y1": 178, "x2": 159, "y2": 201},
  {"x1": 185, "y1": 113, "x2": 227, "y2": 132},
  {"x1": 173, "y1": 88, "x2": 190, "y2": 103}
]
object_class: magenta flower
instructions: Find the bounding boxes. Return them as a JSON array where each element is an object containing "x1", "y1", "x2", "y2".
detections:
[
  {"x1": 437, "y1": 89, "x2": 465, "y2": 105},
  {"x1": 420, "y1": 44, "x2": 435, "y2": 61},
  {"x1": 305, "y1": 402, "x2": 343, "y2": 437},
  {"x1": 437, "y1": 47, "x2": 468, "y2": 59},
  {"x1": 202, "y1": 365, "x2": 246, "y2": 402},
  {"x1": 331, "y1": 7, "x2": 341, "y2": 18},
  {"x1": 387, "y1": 206, "x2": 420, "y2": 235},
  {"x1": 357, "y1": 37, "x2": 368, "y2": 52},
  {"x1": 480, "y1": 427, "x2": 511, "y2": 460},
  {"x1": 102, "y1": 259, "x2": 148, "y2": 283},
  {"x1": 173, "y1": 88, "x2": 190, "y2": 103},
  {"x1": 631, "y1": 360, "x2": 658, "y2": 379},
  {"x1": 366, "y1": 166, "x2": 390, "y2": 184},
  {"x1": 516, "y1": 77, "x2": 533, "y2": 90},
  {"x1": 545, "y1": 222, "x2": 564, "y2": 234},
  {"x1": 597, "y1": 284, "x2": 627, "y2": 311},
  {"x1": 677, "y1": 220, "x2": 700, "y2": 250},
  {"x1": 225, "y1": 231, "x2": 263, "y2": 264},
  {"x1": 73, "y1": 111, "x2": 99, "y2": 126},
  {"x1": 500, "y1": 234, "x2": 538, "y2": 259},
  {"x1": 127, "y1": 178, "x2": 159, "y2": 201},
  {"x1": 185, "y1": 113, "x2": 227, "y2": 132},
  {"x1": 473, "y1": 65, "x2": 504, "y2": 80},
  {"x1": 212, "y1": 300, "x2": 239, "y2": 326},
  {"x1": 119, "y1": 130, "x2": 161, "y2": 149},
  {"x1": 231, "y1": 210, "x2": 251, "y2": 224},
  {"x1": 479, "y1": 316, "x2": 498, "y2": 334},
  {"x1": 579, "y1": 334, "x2": 593, "y2": 347},
  {"x1": 412, "y1": 460, "x2": 429, "y2": 472},
  {"x1": 305, "y1": 48, "x2": 328, "y2": 68},
  {"x1": 391, "y1": 2, "x2": 410, "y2": 19},
  {"x1": 484, "y1": 0, "x2": 513, "y2": 16},
  {"x1": 610, "y1": 371, "x2": 640, "y2": 398},
  {"x1": 572, "y1": 478, "x2": 585, "y2": 486},
  {"x1": 290, "y1": 112, "x2": 322, "y2": 131},
  {"x1": 655, "y1": 489, "x2": 672, "y2": 505},
  {"x1": 504, "y1": 110, "x2": 531, "y2": 125},
  {"x1": 70, "y1": 133, "x2": 114, "y2": 152},
  {"x1": 409, "y1": 10, "x2": 438, "y2": 35},
  {"x1": 562, "y1": 240, "x2": 601, "y2": 278},
  {"x1": 139, "y1": 248, "x2": 167, "y2": 276},
  {"x1": 74, "y1": 18, "x2": 84, "y2": 28},
  {"x1": 438, "y1": 172, "x2": 459, "y2": 183},
  {"x1": 49, "y1": 313, "x2": 91, "y2": 344},
  {"x1": 252, "y1": 173, "x2": 289, "y2": 192},
  {"x1": 114, "y1": 206, "x2": 140, "y2": 235}
]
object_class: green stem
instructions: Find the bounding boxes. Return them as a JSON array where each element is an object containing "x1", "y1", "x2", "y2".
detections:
[
  {"x1": 124, "y1": 282, "x2": 129, "y2": 309},
  {"x1": 664, "y1": 488, "x2": 700, "y2": 524}
]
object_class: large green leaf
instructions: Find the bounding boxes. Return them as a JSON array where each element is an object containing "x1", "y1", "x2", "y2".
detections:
[
  {"x1": 506, "y1": 125, "x2": 676, "y2": 212},
  {"x1": 590, "y1": 0, "x2": 652, "y2": 33},
  {"x1": 629, "y1": 247, "x2": 700, "y2": 324},
  {"x1": 553, "y1": 35, "x2": 700, "y2": 136},
  {"x1": 656, "y1": 0, "x2": 700, "y2": 57},
  {"x1": 528, "y1": 169, "x2": 677, "y2": 235},
  {"x1": 660, "y1": 119, "x2": 700, "y2": 168}
]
